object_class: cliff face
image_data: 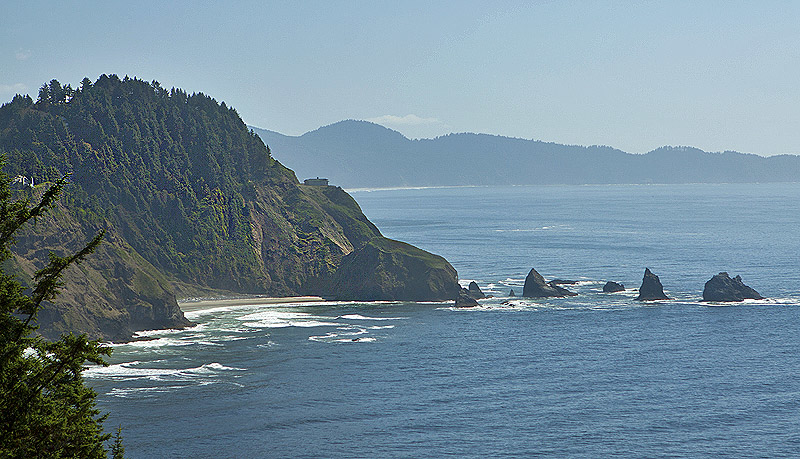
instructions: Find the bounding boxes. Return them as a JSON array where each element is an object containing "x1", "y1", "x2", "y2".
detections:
[
  {"x1": 1, "y1": 76, "x2": 459, "y2": 340},
  {"x1": 10, "y1": 199, "x2": 191, "y2": 342}
]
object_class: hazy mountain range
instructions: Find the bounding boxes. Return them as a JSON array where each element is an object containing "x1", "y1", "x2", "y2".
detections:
[{"x1": 252, "y1": 121, "x2": 800, "y2": 188}]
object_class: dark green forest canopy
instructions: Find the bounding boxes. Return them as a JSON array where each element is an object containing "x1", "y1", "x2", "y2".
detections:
[{"x1": 0, "y1": 75, "x2": 297, "y2": 292}]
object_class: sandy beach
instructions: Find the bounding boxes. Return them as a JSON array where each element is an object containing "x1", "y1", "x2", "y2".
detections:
[{"x1": 178, "y1": 296, "x2": 325, "y2": 313}]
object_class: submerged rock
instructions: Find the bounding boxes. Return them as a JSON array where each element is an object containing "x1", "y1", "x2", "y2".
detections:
[
  {"x1": 602, "y1": 281, "x2": 625, "y2": 293},
  {"x1": 468, "y1": 281, "x2": 486, "y2": 299},
  {"x1": 455, "y1": 291, "x2": 479, "y2": 308},
  {"x1": 635, "y1": 268, "x2": 669, "y2": 301},
  {"x1": 702, "y1": 272, "x2": 763, "y2": 302},
  {"x1": 522, "y1": 268, "x2": 577, "y2": 298},
  {"x1": 550, "y1": 279, "x2": 578, "y2": 285}
]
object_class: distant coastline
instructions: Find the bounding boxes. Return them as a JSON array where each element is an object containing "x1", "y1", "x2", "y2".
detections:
[
  {"x1": 251, "y1": 121, "x2": 800, "y2": 189},
  {"x1": 346, "y1": 182, "x2": 800, "y2": 194}
]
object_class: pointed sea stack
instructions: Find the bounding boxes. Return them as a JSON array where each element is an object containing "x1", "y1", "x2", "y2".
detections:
[
  {"x1": 602, "y1": 281, "x2": 625, "y2": 293},
  {"x1": 702, "y1": 272, "x2": 763, "y2": 302},
  {"x1": 509, "y1": 289, "x2": 516, "y2": 297},
  {"x1": 635, "y1": 268, "x2": 669, "y2": 300},
  {"x1": 522, "y1": 268, "x2": 577, "y2": 298},
  {"x1": 468, "y1": 281, "x2": 486, "y2": 299}
]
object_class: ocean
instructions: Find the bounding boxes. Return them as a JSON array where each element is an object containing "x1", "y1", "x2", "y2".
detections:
[{"x1": 87, "y1": 183, "x2": 800, "y2": 458}]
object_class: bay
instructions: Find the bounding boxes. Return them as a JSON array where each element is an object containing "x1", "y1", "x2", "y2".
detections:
[{"x1": 89, "y1": 183, "x2": 800, "y2": 458}]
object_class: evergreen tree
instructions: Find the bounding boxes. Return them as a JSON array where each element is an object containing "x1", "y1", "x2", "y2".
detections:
[
  {"x1": 0, "y1": 159, "x2": 115, "y2": 458},
  {"x1": 37, "y1": 84, "x2": 50, "y2": 104},
  {"x1": 110, "y1": 427, "x2": 125, "y2": 459}
]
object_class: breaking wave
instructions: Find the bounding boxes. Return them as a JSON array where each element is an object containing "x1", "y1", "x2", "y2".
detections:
[{"x1": 84, "y1": 361, "x2": 245, "y2": 381}]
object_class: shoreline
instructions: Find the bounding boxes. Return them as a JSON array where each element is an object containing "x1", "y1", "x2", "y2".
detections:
[{"x1": 178, "y1": 296, "x2": 325, "y2": 313}]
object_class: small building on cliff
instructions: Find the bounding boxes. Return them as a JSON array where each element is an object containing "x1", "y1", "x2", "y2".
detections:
[{"x1": 303, "y1": 177, "x2": 329, "y2": 186}]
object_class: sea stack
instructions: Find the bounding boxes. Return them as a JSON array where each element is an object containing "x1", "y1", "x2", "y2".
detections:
[
  {"x1": 522, "y1": 267, "x2": 577, "y2": 298},
  {"x1": 635, "y1": 268, "x2": 669, "y2": 301},
  {"x1": 468, "y1": 281, "x2": 486, "y2": 299},
  {"x1": 602, "y1": 281, "x2": 625, "y2": 293},
  {"x1": 509, "y1": 289, "x2": 516, "y2": 297},
  {"x1": 455, "y1": 291, "x2": 479, "y2": 308},
  {"x1": 702, "y1": 272, "x2": 763, "y2": 302}
]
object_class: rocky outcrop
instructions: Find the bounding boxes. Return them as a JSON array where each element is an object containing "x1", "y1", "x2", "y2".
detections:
[
  {"x1": 635, "y1": 268, "x2": 669, "y2": 300},
  {"x1": 550, "y1": 279, "x2": 577, "y2": 285},
  {"x1": 509, "y1": 289, "x2": 516, "y2": 297},
  {"x1": 522, "y1": 268, "x2": 577, "y2": 298},
  {"x1": 602, "y1": 281, "x2": 625, "y2": 293},
  {"x1": 324, "y1": 237, "x2": 460, "y2": 301},
  {"x1": 702, "y1": 272, "x2": 763, "y2": 302},
  {"x1": 454, "y1": 291, "x2": 479, "y2": 308},
  {"x1": 467, "y1": 281, "x2": 486, "y2": 299}
]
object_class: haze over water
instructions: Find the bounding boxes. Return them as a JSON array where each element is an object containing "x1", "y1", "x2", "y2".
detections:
[{"x1": 89, "y1": 183, "x2": 800, "y2": 458}]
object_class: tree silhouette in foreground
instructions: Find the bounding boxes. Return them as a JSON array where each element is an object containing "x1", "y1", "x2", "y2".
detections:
[{"x1": 0, "y1": 160, "x2": 118, "y2": 458}]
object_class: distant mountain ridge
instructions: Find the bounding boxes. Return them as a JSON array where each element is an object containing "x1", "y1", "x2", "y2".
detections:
[{"x1": 252, "y1": 121, "x2": 800, "y2": 188}]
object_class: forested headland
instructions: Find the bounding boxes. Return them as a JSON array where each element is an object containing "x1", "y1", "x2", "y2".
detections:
[{"x1": 0, "y1": 75, "x2": 459, "y2": 341}]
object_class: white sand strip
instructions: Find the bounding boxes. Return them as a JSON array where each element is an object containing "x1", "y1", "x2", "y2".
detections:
[{"x1": 179, "y1": 296, "x2": 324, "y2": 313}]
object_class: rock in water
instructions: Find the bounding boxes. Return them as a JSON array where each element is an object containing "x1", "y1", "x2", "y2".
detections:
[
  {"x1": 702, "y1": 272, "x2": 763, "y2": 302},
  {"x1": 602, "y1": 281, "x2": 625, "y2": 293},
  {"x1": 455, "y1": 291, "x2": 479, "y2": 308},
  {"x1": 522, "y1": 268, "x2": 577, "y2": 297},
  {"x1": 509, "y1": 289, "x2": 516, "y2": 297},
  {"x1": 326, "y1": 238, "x2": 461, "y2": 301},
  {"x1": 635, "y1": 268, "x2": 669, "y2": 300},
  {"x1": 468, "y1": 281, "x2": 486, "y2": 299}
]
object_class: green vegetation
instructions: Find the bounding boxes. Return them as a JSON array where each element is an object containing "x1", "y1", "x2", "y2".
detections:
[
  {"x1": 0, "y1": 163, "x2": 119, "y2": 457},
  {"x1": 0, "y1": 75, "x2": 460, "y2": 340},
  {"x1": 110, "y1": 427, "x2": 125, "y2": 459},
  {"x1": 1, "y1": 75, "x2": 280, "y2": 292}
]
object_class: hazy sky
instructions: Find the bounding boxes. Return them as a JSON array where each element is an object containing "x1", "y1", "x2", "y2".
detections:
[{"x1": 3, "y1": 1, "x2": 800, "y2": 155}]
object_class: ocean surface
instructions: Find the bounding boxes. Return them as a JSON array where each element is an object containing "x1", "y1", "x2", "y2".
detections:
[{"x1": 88, "y1": 183, "x2": 800, "y2": 458}]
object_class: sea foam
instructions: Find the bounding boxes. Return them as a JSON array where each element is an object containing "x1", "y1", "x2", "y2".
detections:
[
  {"x1": 84, "y1": 361, "x2": 244, "y2": 381},
  {"x1": 336, "y1": 314, "x2": 406, "y2": 321}
]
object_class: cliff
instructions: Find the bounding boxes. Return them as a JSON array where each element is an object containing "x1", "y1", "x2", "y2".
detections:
[
  {"x1": 0, "y1": 76, "x2": 460, "y2": 340},
  {"x1": 9, "y1": 196, "x2": 191, "y2": 341}
]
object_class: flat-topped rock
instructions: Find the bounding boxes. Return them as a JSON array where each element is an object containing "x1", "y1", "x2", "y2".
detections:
[
  {"x1": 550, "y1": 279, "x2": 578, "y2": 285},
  {"x1": 635, "y1": 268, "x2": 669, "y2": 301},
  {"x1": 522, "y1": 267, "x2": 577, "y2": 298},
  {"x1": 602, "y1": 281, "x2": 625, "y2": 293},
  {"x1": 702, "y1": 272, "x2": 763, "y2": 302}
]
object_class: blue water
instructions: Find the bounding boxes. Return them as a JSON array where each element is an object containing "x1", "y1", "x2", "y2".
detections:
[{"x1": 89, "y1": 184, "x2": 800, "y2": 458}]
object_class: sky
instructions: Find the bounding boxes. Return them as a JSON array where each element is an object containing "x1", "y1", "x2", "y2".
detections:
[{"x1": 2, "y1": 1, "x2": 800, "y2": 156}]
